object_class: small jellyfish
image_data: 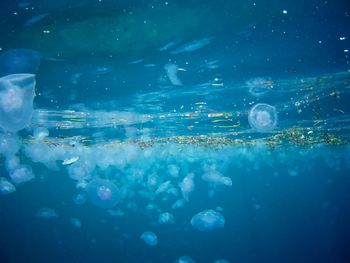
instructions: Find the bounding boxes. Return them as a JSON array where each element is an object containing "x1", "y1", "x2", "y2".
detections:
[
  {"x1": 175, "y1": 256, "x2": 196, "y2": 263},
  {"x1": 248, "y1": 103, "x2": 278, "y2": 132},
  {"x1": 171, "y1": 199, "x2": 187, "y2": 210},
  {"x1": 86, "y1": 179, "x2": 120, "y2": 209},
  {"x1": 246, "y1": 77, "x2": 273, "y2": 97},
  {"x1": 191, "y1": 209, "x2": 225, "y2": 231},
  {"x1": 73, "y1": 193, "x2": 87, "y2": 205},
  {"x1": 0, "y1": 49, "x2": 42, "y2": 76},
  {"x1": 0, "y1": 177, "x2": 16, "y2": 195},
  {"x1": 0, "y1": 74, "x2": 36, "y2": 132},
  {"x1": 179, "y1": 173, "x2": 195, "y2": 200},
  {"x1": 214, "y1": 260, "x2": 231, "y2": 263},
  {"x1": 9, "y1": 165, "x2": 34, "y2": 185},
  {"x1": 69, "y1": 217, "x2": 82, "y2": 229},
  {"x1": 158, "y1": 212, "x2": 175, "y2": 225},
  {"x1": 36, "y1": 207, "x2": 59, "y2": 218},
  {"x1": 140, "y1": 231, "x2": 158, "y2": 246}
]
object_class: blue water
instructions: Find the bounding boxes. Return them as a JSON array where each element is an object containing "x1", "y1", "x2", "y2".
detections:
[{"x1": 0, "y1": 0, "x2": 350, "y2": 262}]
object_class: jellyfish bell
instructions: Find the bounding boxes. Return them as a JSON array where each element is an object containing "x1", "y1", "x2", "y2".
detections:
[
  {"x1": 86, "y1": 178, "x2": 120, "y2": 209},
  {"x1": 246, "y1": 77, "x2": 273, "y2": 97},
  {"x1": 248, "y1": 103, "x2": 278, "y2": 132},
  {"x1": 0, "y1": 74, "x2": 36, "y2": 132},
  {"x1": 0, "y1": 49, "x2": 42, "y2": 76}
]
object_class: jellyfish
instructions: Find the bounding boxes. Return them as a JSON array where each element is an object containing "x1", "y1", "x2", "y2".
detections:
[
  {"x1": 36, "y1": 207, "x2": 59, "y2": 218},
  {"x1": 0, "y1": 177, "x2": 16, "y2": 195},
  {"x1": 140, "y1": 231, "x2": 158, "y2": 246},
  {"x1": 248, "y1": 103, "x2": 278, "y2": 132},
  {"x1": 0, "y1": 74, "x2": 36, "y2": 132},
  {"x1": 175, "y1": 256, "x2": 196, "y2": 263},
  {"x1": 190, "y1": 209, "x2": 225, "y2": 231},
  {"x1": 9, "y1": 165, "x2": 34, "y2": 185},
  {"x1": 0, "y1": 49, "x2": 41, "y2": 76},
  {"x1": 158, "y1": 212, "x2": 175, "y2": 225},
  {"x1": 86, "y1": 179, "x2": 121, "y2": 209},
  {"x1": 246, "y1": 77, "x2": 273, "y2": 97},
  {"x1": 214, "y1": 260, "x2": 231, "y2": 263}
]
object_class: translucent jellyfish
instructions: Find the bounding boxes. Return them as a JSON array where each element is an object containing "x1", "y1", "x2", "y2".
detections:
[
  {"x1": 69, "y1": 217, "x2": 82, "y2": 229},
  {"x1": 0, "y1": 74, "x2": 36, "y2": 132},
  {"x1": 175, "y1": 256, "x2": 196, "y2": 263},
  {"x1": 155, "y1": 180, "x2": 172, "y2": 195},
  {"x1": 214, "y1": 260, "x2": 231, "y2": 263},
  {"x1": 191, "y1": 209, "x2": 225, "y2": 231},
  {"x1": 5, "y1": 155, "x2": 20, "y2": 171},
  {"x1": 171, "y1": 199, "x2": 187, "y2": 210},
  {"x1": 158, "y1": 212, "x2": 175, "y2": 225},
  {"x1": 36, "y1": 207, "x2": 59, "y2": 218},
  {"x1": 201, "y1": 170, "x2": 232, "y2": 187},
  {"x1": 140, "y1": 231, "x2": 158, "y2": 246},
  {"x1": 0, "y1": 49, "x2": 41, "y2": 76},
  {"x1": 0, "y1": 177, "x2": 16, "y2": 195},
  {"x1": 0, "y1": 133, "x2": 20, "y2": 156},
  {"x1": 68, "y1": 161, "x2": 93, "y2": 181},
  {"x1": 86, "y1": 179, "x2": 121, "y2": 209},
  {"x1": 246, "y1": 77, "x2": 273, "y2": 97},
  {"x1": 248, "y1": 103, "x2": 278, "y2": 132},
  {"x1": 9, "y1": 165, "x2": 34, "y2": 185},
  {"x1": 73, "y1": 193, "x2": 87, "y2": 205},
  {"x1": 179, "y1": 173, "x2": 195, "y2": 200}
]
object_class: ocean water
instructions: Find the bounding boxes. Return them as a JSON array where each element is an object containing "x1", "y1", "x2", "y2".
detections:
[{"x1": 0, "y1": 0, "x2": 350, "y2": 262}]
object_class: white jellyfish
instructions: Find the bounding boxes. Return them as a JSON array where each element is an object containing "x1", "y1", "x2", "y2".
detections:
[
  {"x1": 179, "y1": 173, "x2": 195, "y2": 200},
  {"x1": 86, "y1": 179, "x2": 121, "y2": 209},
  {"x1": 0, "y1": 49, "x2": 41, "y2": 76},
  {"x1": 69, "y1": 217, "x2": 82, "y2": 229},
  {"x1": 248, "y1": 103, "x2": 278, "y2": 132},
  {"x1": 158, "y1": 212, "x2": 175, "y2": 225},
  {"x1": 0, "y1": 74, "x2": 36, "y2": 132},
  {"x1": 246, "y1": 77, "x2": 273, "y2": 97},
  {"x1": 175, "y1": 256, "x2": 196, "y2": 263},
  {"x1": 73, "y1": 193, "x2": 87, "y2": 205},
  {"x1": 9, "y1": 165, "x2": 34, "y2": 185},
  {"x1": 36, "y1": 207, "x2": 58, "y2": 218},
  {"x1": 0, "y1": 177, "x2": 16, "y2": 195},
  {"x1": 140, "y1": 231, "x2": 158, "y2": 246},
  {"x1": 191, "y1": 209, "x2": 225, "y2": 231},
  {"x1": 214, "y1": 259, "x2": 231, "y2": 263}
]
